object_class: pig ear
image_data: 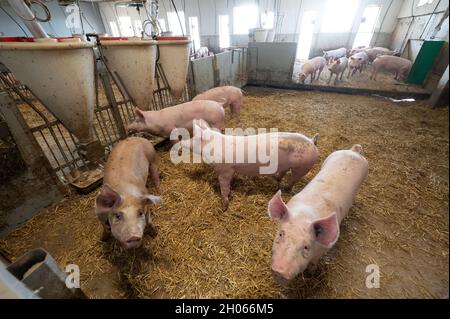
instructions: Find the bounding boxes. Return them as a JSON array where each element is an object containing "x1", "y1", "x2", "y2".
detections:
[
  {"x1": 311, "y1": 212, "x2": 339, "y2": 248},
  {"x1": 134, "y1": 107, "x2": 145, "y2": 122},
  {"x1": 96, "y1": 185, "x2": 121, "y2": 215},
  {"x1": 336, "y1": 59, "x2": 341, "y2": 65},
  {"x1": 267, "y1": 190, "x2": 289, "y2": 220},
  {"x1": 142, "y1": 195, "x2": 162, "y2": 205}
]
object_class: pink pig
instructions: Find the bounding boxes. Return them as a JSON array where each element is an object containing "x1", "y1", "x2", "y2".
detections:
[
  {"x1": 268, "y1": 144, "x2": 368, "y2": 284},
  {"x1": 348, "y1": 51, "x2": 369, "y2": 77},
  {"x1": 298, "y1": 57, "x2": 327, "y2": 84},
  {"x1": 127, "y1": 100, "x2": 225, "y2": 137},
  {"x1": 183, "y1": 120, "x2": 319, "y2": 209},
  {"x1": 327, "y1": 57, "x2": 348, "y2": 85},
  {"x1": 370, "y1": 55, "x2": 412, "y2": 81},
  {"x1": 192, "y1": 86, "x2": 244, "y2": 121},
  {"x1": 95, "y1": 137, "x2": 161, "y2": 249}
]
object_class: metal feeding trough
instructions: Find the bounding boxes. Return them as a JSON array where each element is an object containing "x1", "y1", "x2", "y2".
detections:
[
  {"x1": 156, "y1": 37, "x2": 191, "y2": 99},
  {"x1": 0, "y1": 38, "x2": 96, "y2": 144},
  {"x1": 0, "y1": 37, "x2": 103, "y2": 191},
  {"x1": 99, "y1": 37, "x2": 157, "y2": 110}
]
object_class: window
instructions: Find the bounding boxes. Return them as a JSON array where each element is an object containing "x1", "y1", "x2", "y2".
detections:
[
  {"x1": 353, "y1": 6, "x2": 380, "y2": 48},
  {"x1": 134, "y1": 20, "x2": 143, "y2": 36},
  {"x1": 321, "y1": 0, "x2": 359, "y2": 33},
  {"x1": 109, "y1": 21, "x2": 120, "y2": 36},
  {"x1": 189, "y1": 16, "x2": 201, "y2": 50},
  {"x1": 219, "y1": 15, "x2": 230, "y2": 48},
  {"x1": 233, "y1": 4, "x2": 258, "y2": 35},
  {"x1": 118, "y1": 16, "x2": 134, "y2": 36},
  {"x1": 167, "y1": 11, "x2": 186, "y2": 35},
  {"x1": 158, "y1": 18, "x2": 167, "y2": 32},
  {"x1": 261, "y1": 11, "x2": 274, "y2": 29},
  {"x1": 417, "y1": 0, "x2": 434, "y2": 6}
]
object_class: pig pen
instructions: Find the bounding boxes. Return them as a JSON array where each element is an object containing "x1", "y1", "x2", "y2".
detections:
[
  {"x1": 0, "y1": 86, "x2": 448, "y2": 298},
  {"x1": 292, "y1": 59, "x2": 430, "y2": 95}
]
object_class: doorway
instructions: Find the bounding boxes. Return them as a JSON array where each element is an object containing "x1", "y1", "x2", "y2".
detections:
[
  {"x1": 353, "y1": 6, "x2": 381, "y2": 49},
  {"x1": 295, "y1": 10, "x2": 317, "y2": 60}
]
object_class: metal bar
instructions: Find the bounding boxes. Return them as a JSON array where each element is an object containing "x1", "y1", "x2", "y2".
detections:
[{"x1": 99, "y1": 70, "x2": 127, "y2": 139}]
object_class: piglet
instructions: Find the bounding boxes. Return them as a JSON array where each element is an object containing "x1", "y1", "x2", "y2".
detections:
[
  {"x1": 127, "y1": 100, "x2": 225, "y2": 137},
  {"x1": 195, "y1": 46, "x2": 210, "y2": 59},
  {"x1": 327, "y1": 57, "x2": 348, "y2": 84},
  {"x1": 348, "y1": 51, "x2": 369, "y2": 77},
  {"x1": 268, "y1": 144, "x2": 368, "y2": 284},
  {"x1": 298, "y1": 57, "x2": 327, "y2": 84},
  {"x1": 370, "y1": 55, "x2": 412, "y2": 81},
  {"x1": 182, "y1": 120, "x2": 319, "y2": 209},
  {"x1": 192, "y1": 86, "x2": 243, "y2": 121},
  {"x1": 323, "y1": 48, "x2": 347, "y2": 63},
  {"x1": 365, "y1": 47, "x2": 399, "y2": 62},
  {"x1": 95, "y1": 137, "x2": 161, "y2": 249}
]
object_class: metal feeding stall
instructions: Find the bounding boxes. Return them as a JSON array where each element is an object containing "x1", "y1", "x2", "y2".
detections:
[{"x1": 0, "y1": 35, "x2": 193, "y2": 195}]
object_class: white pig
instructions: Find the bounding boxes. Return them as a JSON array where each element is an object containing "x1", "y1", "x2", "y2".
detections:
[
  {"x1": 192, "y1": 86, "x2": 243, "y2": 121},
  {"x1": 323, "y1": 47, "x2": 348, "y2": 63},
  {"x1": 181, "y1": 120, "x2": 319, "y2": 209},
  {"x1": 348, "y1": 51, "x2": 369, "y2": 77},
  {"x1": 370, "y1": 55, "x2": 412, "y2": 81},
  {"x1": 95, "y1": 137, "x2": 161, "y2": 249},
  {"x1": 127, "y1": 100, "x2": 225, "y2": 137},
  {"x1": 298, "y1": 57, "x2": 327, "y2": 84},
  {"x1": 328, "y1": 57, "x2": 348, "y2": 85},
  {"x1": 268, "y1": 144, "x2": 368, "y2": 284}
]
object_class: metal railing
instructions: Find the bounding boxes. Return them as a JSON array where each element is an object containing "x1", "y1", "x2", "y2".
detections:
[{"x1": 0, "y1": 60, "x2": 192, "y2": 184}]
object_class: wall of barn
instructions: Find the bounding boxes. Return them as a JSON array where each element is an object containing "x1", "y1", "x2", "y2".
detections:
[
  {"x1": 97, "y1": 0, "x2": 404, "y2": 56},
  {"x1": 391, "y1": 0, "x2": 449, "y2": 89},
  {"x1": 0, "y1": 0, "x2": 105, "y2": 37}
]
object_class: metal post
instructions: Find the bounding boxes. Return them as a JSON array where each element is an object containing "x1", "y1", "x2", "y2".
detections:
[{"x1": 7, "y1": 0, "x2": 49, "y2": 39}]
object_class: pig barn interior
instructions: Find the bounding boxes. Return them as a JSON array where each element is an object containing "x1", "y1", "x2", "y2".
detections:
[{"x1": 0, "y1": 0, "x2": 448, "y2": 299}]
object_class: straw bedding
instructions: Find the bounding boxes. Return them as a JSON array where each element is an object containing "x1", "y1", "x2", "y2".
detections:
[{"x1": 1, "y1": 86, "x2": 448, "y2": 298}]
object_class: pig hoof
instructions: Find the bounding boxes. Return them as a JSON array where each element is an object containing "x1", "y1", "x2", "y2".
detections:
[{"x1": 222, "y1": 200, "x2": 229, "y2": 211}]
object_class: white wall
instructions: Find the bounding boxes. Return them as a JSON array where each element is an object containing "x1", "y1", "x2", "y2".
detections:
[
  {"x1": 0, "y1": 0, "x2": 105, "y2": 37},
  {"x1": 98, "y1": 0, "x2": 406, "y2": 55}
]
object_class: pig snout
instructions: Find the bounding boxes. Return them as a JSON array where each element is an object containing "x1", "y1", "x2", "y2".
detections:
[
  {"x1": 124, "y1": 235, "x2": 143, "y2": 249},
  {"x1": 271, "y1": 270, "x2": 292, "y2": 286}
]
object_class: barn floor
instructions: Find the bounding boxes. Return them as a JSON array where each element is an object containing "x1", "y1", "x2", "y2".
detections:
[
  {"x1": 1, "y1": 86, "x2": 448, "y2": 298},
  {"x1": 292, "y1": 59, "x2": 430, "y2": 94}
]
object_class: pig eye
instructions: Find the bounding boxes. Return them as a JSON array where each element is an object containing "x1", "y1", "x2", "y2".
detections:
[
  {"x1": 114, "y1": 212, "x2": 122, "y2": 220},
  {"x1": 304, "y1": 245, "x2": 310, "y2": 251},
  {"x1": 278, "y1": 230, "x2": 285, "y2": 238},
  {"x1": 138, "y1": 209, "x2": 144, "y2": 217}
]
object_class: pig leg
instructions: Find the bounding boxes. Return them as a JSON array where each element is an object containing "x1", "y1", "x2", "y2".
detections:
[
  {"x1": 230, "y1": 101, "x2": 241, "y2": 121},
  {"x1": 275, "y1": 169, "x2": 288, "y2": 187},
  {"x1": 286, "y1": 167, "x2": 306, "y2": 192},
  {"x1": 218, "y1": 171, "x2": 234, "y2": 210},
  {"x1": 317, "y1": 67, "x2": 324, "y2": 80},
  {"x1": 149, "y1": 163, "x2": 161, "y2": 192}
]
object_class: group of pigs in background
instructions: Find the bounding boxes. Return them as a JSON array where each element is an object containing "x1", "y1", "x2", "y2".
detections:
[
  {"x1": 94, "y1": 85, "x2": 368, "y2": 285},
  {"x1": 298, "y1": 45, "x2": 412, "y2": 85}
]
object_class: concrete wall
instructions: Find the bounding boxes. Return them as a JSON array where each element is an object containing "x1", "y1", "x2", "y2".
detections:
[
  {"x1": 0, "y1": 0, "x2": 105, "y2": 37},
  {"x1": 98, "y1": 0, "x2": 405, "y2": 55}
]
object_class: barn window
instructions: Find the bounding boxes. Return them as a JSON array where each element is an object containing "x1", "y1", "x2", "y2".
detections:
[
  {"x1": 109, "y1": 21, "x2": 120, "y2": 36},
  {"x1": 189, "y1": 16, "x2": 201, "y2": 50},
  {"x1": 219, "y1": 15, "x2": 230, "y2": 48},
  {"x1": 118, "y1": 16, "x2": 134, "y2": 36},
  {"x1": 233, "y1": 4, "x2": 258, "y2": 35},
  {"x1": 158, "y1": 18, "x2": 167, "y2": 32},
  {"x1": 167, "y1": 11, "x2": 186, "y2": 35},
  {"x1": 417, "y1": 0, "x2": 434, "y2": 6},
  {"x1": 261, "y1": 11, "x2": 274, "y2": 29},
  {"x1": 321, "y1": 0, "x2": 359, "y2": 33}
]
